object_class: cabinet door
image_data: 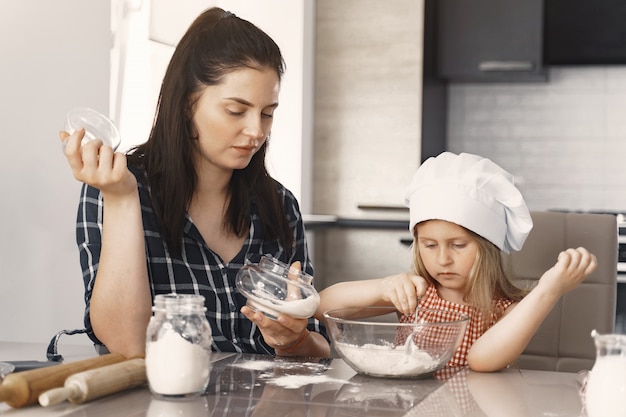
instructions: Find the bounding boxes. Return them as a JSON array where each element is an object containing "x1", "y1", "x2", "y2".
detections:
[{"x1": 438, "y1": 0, "x2": 545, "y2": 81}]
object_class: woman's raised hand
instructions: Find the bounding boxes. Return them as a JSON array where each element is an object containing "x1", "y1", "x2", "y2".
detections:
[{"x1": 60, "y1": 129, "x2": 137, "y2": 198}]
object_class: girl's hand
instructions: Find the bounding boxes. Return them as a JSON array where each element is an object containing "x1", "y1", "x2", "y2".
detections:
[
  {"x1": 537, "y1": 247, "x2": 598, "y2": 295},
  {"x1": 377, "y1": 273, "x2": 428, "y2": 315},
  {"x1": 60, "y1": 129, "x2": 137, "y2": 199}
]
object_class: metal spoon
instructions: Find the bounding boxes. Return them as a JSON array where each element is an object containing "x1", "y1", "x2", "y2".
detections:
[{"x1": 403, "y1": 303, "x2": 419, "y2": 354}]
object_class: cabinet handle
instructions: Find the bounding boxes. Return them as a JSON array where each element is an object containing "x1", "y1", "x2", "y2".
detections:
[
  {"x1": 357, "y1": 204, "x2": 408, "y2": 211},
  {"x1": 478, "y1": 61, "x2": 535, "y2": 72}
]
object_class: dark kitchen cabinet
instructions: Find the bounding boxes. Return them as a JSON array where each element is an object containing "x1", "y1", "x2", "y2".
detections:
[
  {"x1": 544, "y1": 0, "x2": 626, "y2": 65},
  {"x1": 437, "y1": 0, "x2": 546, "y2": 82}
]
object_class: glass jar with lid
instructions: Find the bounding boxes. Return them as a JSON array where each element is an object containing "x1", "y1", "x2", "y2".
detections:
[{"x1": 145, "y1": 293, "x2": 212, "y2": 398}]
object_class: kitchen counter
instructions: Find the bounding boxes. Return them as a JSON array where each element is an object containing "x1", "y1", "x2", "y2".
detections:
[{"x1": 0, "y1": 341, "x2": 587, "y2": 416}]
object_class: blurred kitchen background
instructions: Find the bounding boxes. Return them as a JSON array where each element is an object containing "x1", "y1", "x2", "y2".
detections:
[{"x1": 1, "y1": 0, "x2": 625, "y2": 345}]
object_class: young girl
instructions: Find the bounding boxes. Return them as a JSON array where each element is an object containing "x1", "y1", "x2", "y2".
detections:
[{"x1": 316, "y1": 152, "x2": 597, "y2": 372}]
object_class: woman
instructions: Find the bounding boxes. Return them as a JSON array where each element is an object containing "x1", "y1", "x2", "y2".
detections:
[{"x1": 61, "y1": 7, "x2": 329, "y2": 359}]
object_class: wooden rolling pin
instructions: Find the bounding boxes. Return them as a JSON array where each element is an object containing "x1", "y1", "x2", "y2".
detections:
[
  {"x1": 0, "y1": 353, "x2": 125, "y2": 408},
  {"x1": 38, "y1": 358, "x2": 146, "y2": 407}
]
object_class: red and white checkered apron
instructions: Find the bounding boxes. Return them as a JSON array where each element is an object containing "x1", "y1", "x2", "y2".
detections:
[{"x1": 399, "y1": 285, "x2": 514, "y2": 367}]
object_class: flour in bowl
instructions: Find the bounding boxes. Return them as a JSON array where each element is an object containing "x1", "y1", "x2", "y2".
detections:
[{"x1": 335, "y1": 342, "x2": 440, "y2": 377}]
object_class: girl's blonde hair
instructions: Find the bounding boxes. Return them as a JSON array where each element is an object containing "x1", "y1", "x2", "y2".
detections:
[{"x1": 412, "y1": 223, "x2": 528, "y2": 327}]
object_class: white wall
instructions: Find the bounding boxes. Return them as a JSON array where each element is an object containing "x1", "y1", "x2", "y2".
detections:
[{"x1": 0, "y1": 1, "x2": 111, "y2": 345}]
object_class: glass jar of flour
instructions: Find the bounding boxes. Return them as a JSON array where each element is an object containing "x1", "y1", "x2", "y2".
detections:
[{"x1": 145, "y1": 293, "x2": 212, "y2": 398}]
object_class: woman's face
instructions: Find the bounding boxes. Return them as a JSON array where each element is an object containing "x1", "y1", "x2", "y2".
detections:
[
  {"x1": 416, "y1": 219, "x2": 479, "y2": 294},
  {"x1": 190, "y1": 66, "x2": 280, "y2": 174}
]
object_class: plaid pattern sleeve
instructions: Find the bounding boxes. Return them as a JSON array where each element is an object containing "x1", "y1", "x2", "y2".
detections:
[
  {"x1": 399, "y1": 285, "x2": 514, "y2": 367},
  {"x1": 76, "y1": 182, "x2": 104, "y2": 345},
  {"x1": 76, "y1": 169, "x2": 327, "y2": 352}
]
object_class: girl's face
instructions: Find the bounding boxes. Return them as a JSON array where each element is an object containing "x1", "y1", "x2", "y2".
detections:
[
  {"x1": 190, "y1": 67, "x2": 280, "y2": 174},
  {"x1": 416, "y1": 219, "x2": 479, "y2": 295}
]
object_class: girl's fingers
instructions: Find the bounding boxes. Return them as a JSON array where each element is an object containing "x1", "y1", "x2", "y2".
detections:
[
  {"x1": 410, "y1": 275, "x2": 428, "y2": 298},
  {"x1": 556, "y1": 248, "x2": 598, "y2": 288},
  {"x1": 402, "y1": 282, "x2": 417, "y2": 314},
  {"x1": 381, "y1": 274, "x2": 423, "y2": 315},
  {"x1": 585, "y1": 254, "x2": 598, "y2": 275},
  {"x1": 394, "y1": 289, "x2": 408, "y2": 314},
  {"x1": 397, "y1": 287, "x2": 415, "y2": 315},
  {"x1": 561, "y1": 248, "x2": 596, "y2": 272}
]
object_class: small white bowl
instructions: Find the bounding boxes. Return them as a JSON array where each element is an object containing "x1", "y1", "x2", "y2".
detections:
[{"x1": 64, "y1": 107, "x2": 121, "y2": 151}]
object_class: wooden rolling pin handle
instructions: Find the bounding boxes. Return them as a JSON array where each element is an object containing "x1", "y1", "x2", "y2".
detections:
[
  {"x1": 0, "y1": 353, "x2": 125, "y2": 408},
  {"x1": 39, "y1": 358, "x2": 146, "y2": 407}
]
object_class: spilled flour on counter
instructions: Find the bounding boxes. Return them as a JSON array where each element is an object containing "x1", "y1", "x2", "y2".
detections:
[
  {"x1": 231, "y1": 359, "x2": 328, "y2": 374},
  {"x1": 268, "y1": 374, "x2": 347, "y2": 389},
  {"x1": 230, "y1": 360, "x2": 276, "y2": 372},
  {"x1": 230, "y1": 358, "x2": 348, "y2": 389}
]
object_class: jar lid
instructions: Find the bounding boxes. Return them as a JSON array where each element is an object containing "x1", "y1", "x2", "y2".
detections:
[{"x1": 152, "y1": 293, "x2": 207, "y2": 313}]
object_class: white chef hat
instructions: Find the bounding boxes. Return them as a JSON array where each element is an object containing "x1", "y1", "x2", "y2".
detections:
[{"x1": 404, "y1": 152, "x2": 533, "y2": 253}]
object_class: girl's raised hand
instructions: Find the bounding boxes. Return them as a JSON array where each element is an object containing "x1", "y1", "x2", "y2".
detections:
[
  {"x1": 538, "y1": 247, "x2": 598, "y2": 295},
  {"x1": 60, "y1": 129, "x2": 137, "y2": 199},
  {"x1": 378, "y1": 273, "x2": 428, "y2": 315}
]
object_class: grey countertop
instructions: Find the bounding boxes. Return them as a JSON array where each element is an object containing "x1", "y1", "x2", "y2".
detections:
[{"x1": 0, "y1": 341, "x2": 586, "y2": 417}]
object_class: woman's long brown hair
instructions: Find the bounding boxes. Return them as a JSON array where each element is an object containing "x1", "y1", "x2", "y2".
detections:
[{"x1": 126, "y1": 7, "x2": 294, "y2": 256}]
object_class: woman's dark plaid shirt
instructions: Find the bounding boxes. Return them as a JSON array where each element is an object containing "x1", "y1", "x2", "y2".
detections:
[{"x1": 76, "y1": 167, "x2": 326, "y2": 354}]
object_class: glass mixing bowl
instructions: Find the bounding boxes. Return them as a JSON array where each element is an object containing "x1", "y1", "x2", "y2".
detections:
[
  {"x1": 236, "y1": 255, "x2": 319, "y2": 320},
  {"x1": 324, "y1": 307, "x2": 469, "y2": 379}
]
